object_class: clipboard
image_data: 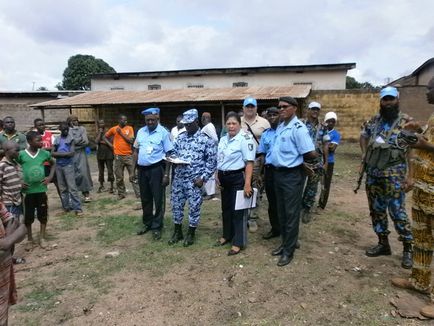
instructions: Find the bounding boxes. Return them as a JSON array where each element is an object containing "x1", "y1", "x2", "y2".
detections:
[{"x1": 235, "y1": 188, "x2": 258, "y2": 210}]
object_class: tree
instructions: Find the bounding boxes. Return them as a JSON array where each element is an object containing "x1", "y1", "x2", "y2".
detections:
[
  {"x1": 346, "y1": 76, "x2": 380, "y2": 90},
  {"x1": 60, "y1": 54, "x2": 116, "y2": 90},
  {"x1": 36, "y1": 86, "x2": 48, "y2": 91}
]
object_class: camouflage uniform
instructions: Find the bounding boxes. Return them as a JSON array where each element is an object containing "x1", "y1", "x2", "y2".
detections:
[
  {"x1": 301, "y1": 119, "x2": 328, "y2": 211},
  {"x1": 171, "y1": 130, "x2": 217, "y2": 227},
  {"x1": 362, "y1": 113, "x2": 413, "y2": 243}
]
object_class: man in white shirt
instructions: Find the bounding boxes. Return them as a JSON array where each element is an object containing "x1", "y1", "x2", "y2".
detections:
[
  {"x1": 241, "y1": 97, "x2": 271, "y2": 233},
  {"x1": 170, "y1": 115, "x2": 186, "y2": 141},
  {"x1": 201, "y1": 112, "x2": 218, "y2": 200}
]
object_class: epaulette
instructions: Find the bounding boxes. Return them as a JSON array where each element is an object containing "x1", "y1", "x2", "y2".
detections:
[
  {"x1": 294, "y1": 121, "x2": 302, "y2": 129},
  {"x1": 244, "y1": 134, "x2": 252, "y2": 140}
]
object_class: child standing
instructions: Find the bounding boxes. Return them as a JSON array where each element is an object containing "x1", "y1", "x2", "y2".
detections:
[
  {"x1": 0, "y1": 201, "x2": 27, "y2": 325},
  {"x1": 52, "y1": 122, "x2": 83, "y2": 216},
  {"x1": 16, "y1": 131, "x2": 55, "y2": 249}
]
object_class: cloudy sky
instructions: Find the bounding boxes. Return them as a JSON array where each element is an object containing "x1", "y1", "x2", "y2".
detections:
[{"x1": 0, "y1": 0, "x2": 433, "y2": 91}]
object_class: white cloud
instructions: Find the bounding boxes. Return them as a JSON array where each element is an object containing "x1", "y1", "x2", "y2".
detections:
[{"x1": 0, "y1": 0, "x2": 433, "y2": 90}]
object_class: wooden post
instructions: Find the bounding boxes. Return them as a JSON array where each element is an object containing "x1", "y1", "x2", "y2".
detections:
[{"x1": 220, "y1": 102, "x2": 225, "y2": 128}]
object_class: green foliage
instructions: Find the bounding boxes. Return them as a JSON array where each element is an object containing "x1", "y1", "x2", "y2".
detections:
[
  {"x1": 60, "y1": 54, "x2": 116, "y2": 90},
  {"x1": 346, "y1": 76, "x2": 380, "y2": 90}
]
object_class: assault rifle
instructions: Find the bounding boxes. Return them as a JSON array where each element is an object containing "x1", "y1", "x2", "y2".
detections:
[{"x1": 354, "y1": 157, "x2": 366, "y2": 194}]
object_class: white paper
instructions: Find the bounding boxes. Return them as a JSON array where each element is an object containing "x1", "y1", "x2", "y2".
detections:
[
  {"x1": 164, "y1": 156, "x2": 190, "y2": 164},
  {"x1": 235, "y1": 188, "x2": 258, "y2": 210}
]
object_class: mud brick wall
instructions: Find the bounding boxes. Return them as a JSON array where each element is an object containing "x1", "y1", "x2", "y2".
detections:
[{"x1": 306, "y1": 90, "x2": 379, "y2": 141}]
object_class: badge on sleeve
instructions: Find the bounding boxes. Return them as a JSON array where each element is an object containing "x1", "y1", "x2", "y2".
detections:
[{"x1": 248, "y1": 144, "x2": 253, "y2": 151}]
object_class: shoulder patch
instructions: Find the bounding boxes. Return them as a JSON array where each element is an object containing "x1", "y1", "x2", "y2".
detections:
[{"x1": 244, "y1": 134, "x2": 251, "y2": 140}]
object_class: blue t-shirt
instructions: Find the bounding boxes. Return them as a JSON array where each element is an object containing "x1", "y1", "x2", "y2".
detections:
[
  {"x1": 54, "y1": 135, "x2": 73, "y2": 167},
  {"x1": 327, "y1": 129, "x2": 341, "y2": 163}
]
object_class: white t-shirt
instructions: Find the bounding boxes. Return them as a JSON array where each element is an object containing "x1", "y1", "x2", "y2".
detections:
[
  {"x1": 170, "y1": 126, "x2": 186, "y2": 141},
  {"x1": 201, "y1": 122, "x2": 218, "y2": 142}
]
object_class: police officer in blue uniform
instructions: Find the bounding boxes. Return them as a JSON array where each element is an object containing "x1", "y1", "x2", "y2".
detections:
[
  {"x1": 134, "y1": 108, "x2": 173, "y2": 240},
  {"x1": 270, "y1": 97, "x2": 317, "y2": 266},
  {"x1": 167, "y1": 109, "x2": 217, "y2": 247},
  {"x1": 257, "y1": 107, "x2": 280, "y2": 239},
  {"x1": 216, "y1": 111, "x2": 256, "y2": 256}
]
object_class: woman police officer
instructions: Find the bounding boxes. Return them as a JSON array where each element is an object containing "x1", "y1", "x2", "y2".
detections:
[{"x1": 216, "y1": 111, "x2": 256, "y2": 255}]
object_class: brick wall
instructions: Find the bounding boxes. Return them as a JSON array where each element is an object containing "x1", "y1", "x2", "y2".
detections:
[{"x1": 306, "y1": 90, "x2": 379, "y2": 141}]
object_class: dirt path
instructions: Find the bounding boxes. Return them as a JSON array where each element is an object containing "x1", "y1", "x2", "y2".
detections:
[{"x1": 9, "y1": 145, "x2": 428, "y2": 325}]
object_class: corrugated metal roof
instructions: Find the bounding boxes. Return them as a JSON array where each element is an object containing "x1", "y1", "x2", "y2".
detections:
[{"x1": 31, "y1": 85, "x2": 311, "y2": 108}]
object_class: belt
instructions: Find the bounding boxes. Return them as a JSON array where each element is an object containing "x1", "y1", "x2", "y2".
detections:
[
  {"x1": 218, "y1": 168, "x2": 244, "y2": 176},
  {"x1": 138, "y1": 160, "x2": 164, "y2": 170},
  {"x1": 273, "y1": 164, "x2": 302, "y2": 172}
]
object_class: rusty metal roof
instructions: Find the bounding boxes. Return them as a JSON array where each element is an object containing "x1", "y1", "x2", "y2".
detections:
[{"x1": 31, "y1": 85, "x2": 311, "y2": 108}]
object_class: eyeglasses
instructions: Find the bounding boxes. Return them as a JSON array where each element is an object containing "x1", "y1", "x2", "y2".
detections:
[{"x1": 277, "y1": 105, "x2": 293, "y2": 110}]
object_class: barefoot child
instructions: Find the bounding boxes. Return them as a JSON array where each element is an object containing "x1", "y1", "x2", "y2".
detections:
[
  {"x1": 16, "y1": 131, "x2": 55, "y2": 248},
  {"x1": 0, "y1": 201, "x2": 27, "y2": 325}
]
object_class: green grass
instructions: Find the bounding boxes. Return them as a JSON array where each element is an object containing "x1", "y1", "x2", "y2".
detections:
[
  {"x1": 95, "y1": 214, "x2": 139, "y2": 244},
  {"x1": 57, "y1": 212, "x2": 77, "y2": 231},
  {"x1": 17, "y1": 286, "x2": 62, "y2": 313}
]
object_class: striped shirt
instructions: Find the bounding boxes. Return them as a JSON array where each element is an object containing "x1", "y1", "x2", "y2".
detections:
[{"x1": 0, "y1": 158, "x2": 22, "y2": 206}]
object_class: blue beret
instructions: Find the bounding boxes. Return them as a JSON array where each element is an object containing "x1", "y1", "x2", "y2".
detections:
[{"x1": 141, "y1": 107, "x2": 160, "y2": 115}]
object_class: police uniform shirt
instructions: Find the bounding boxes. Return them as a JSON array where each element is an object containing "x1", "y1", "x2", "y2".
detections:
[
  {"x1": 173, "y1": 129, "x2": 217, "y2": 182},
  {"x1": 217, "y1": 131, "x2": 256, "y2": 171},
  {"x1": 257, "y1": 127, "x2": 276, "y2": 165},
  {"x1": 134, "y1": 124, "x2": 173, "y2": 166},
  {"x1": 269, "y1": 117, "x2": 315, "y2": 168}
]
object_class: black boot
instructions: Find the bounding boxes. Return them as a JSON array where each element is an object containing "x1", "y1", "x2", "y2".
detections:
[
  {"x1": 183, "y1": 226, "x2": 196, "y2": 247},
  {"x1": 168, "y1": 224, "x2": 183, "y2": 245},
  {"x1": 365, "y1": 234, "x2": 392, "y2": 257},
  {"x1": 402, "y1": 242, "x2": 413, "y2": 269}
]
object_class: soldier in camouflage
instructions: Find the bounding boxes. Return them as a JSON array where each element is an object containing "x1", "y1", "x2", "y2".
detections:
[
  {"x1": 300, "y1": 102, "x2": 329, "y2": 223},
  {"x1": 360, "y1": 86, "x2": 413, "y2": 269},
  {"x1": 167, "y1": 109, "x2": 217, "y2": 247}
]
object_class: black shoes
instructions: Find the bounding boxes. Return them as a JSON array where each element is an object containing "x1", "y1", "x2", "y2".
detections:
[
  {"x1": 137, "y1": 226, "x2": 151, "y2": 235},
  {"x1": 263, "y1": 231, "x2": 280, "y2": 240},
  {"x1": 277, "y1": 254, "x2": 293, "y2": 267},
  {"x1": 271, "y1": 246, "x2": 283, "y2": 256},
  {"x1": 183, "y1": 227, "x2": 196, "y2": 247},
  {"x1": 168, "y1": 224, "x2": 183, "y2": 245},
  {"x1": 402, "y1": 243, "x2": 413, "y2": 269},
  {"x1": 365, "y1": 235, "x2": 391, "y2": 257},
  {"x1": 301, "y1": 208, "x2": 312, "y2": 224}
]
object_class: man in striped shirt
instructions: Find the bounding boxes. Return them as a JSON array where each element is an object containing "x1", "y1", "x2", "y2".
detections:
[{"x1": 0, "y1": 141, "x2": 23, "y2": 219}]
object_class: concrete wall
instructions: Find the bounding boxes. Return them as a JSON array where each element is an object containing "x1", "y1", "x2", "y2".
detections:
[
  {"x1": 91, "y1": 70, "x2": 347, "y2": 91},
  {"x1": 398, "y1": 86, "x2": 433, "y2": 122},
  {"x1": 418, "y1": 67, "x2": 434, "y2": 85}
]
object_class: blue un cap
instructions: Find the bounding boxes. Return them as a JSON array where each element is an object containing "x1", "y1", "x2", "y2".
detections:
[
  {"x1": 180, "y1": 108, "x2": 199, "y2": 124},
  {"x1": 243, "y1": 97, "x2": 257, "y2": 107},
  {"x1": 380, "y1": 86, "x2": 399, "y2": 99},
  {"x1": 141, "y1": 107, "x2": 160, "y2": 115}
]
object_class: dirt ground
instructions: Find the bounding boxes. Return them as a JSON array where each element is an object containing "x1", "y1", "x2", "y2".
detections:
[{"x1": 8, "y1": 144, "x2": 431, "y2": 325}]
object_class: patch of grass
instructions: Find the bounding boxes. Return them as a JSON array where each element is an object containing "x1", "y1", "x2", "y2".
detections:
[
  {"x1": 58, "y1": 212, "x2": 77, "y2": 231},
  {"x1": 17, "y1": 286, "x2": 62, "y2": 313},
  {"x1": 95, "y1": 214, "x2": 139, "y2": 244}
]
